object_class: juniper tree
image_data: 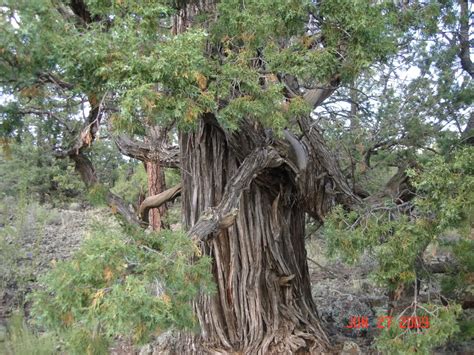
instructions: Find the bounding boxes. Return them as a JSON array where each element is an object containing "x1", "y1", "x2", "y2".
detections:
[{"x1": 1, "y1": 0, "x2": 472, "y2": 353}]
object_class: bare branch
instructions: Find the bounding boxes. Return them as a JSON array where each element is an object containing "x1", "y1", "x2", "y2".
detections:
[
  {"x1": 113, "y1": 134, "x2": 180, "y2": 168},
  {"x1": 139, "y1": 183, "x2": 182, "y2": 223}
]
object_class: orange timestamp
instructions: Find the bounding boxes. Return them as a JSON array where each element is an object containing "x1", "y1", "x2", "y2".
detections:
[{"x1": 345, "y1": 315, "x2": 430, "y2": 329}]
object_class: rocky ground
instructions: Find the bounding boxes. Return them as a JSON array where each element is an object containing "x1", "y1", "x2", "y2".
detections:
[
  {"x1": 307, "y1": 235, "x2": 387, "y2": 354},
  {"x1": 0, "y1": 202, "x2": 97, "y2": 331},
  {"x1": 0, "y1": 202, "x2": 471, "y2": 353}
]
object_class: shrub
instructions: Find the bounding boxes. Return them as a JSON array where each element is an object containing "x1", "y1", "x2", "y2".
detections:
[
  {"x1": 0, "y1": 312, "x2": 58, "y2": 355},
  {"x1": 29, "y1": 223, "x2": 215, "y2": 352}
]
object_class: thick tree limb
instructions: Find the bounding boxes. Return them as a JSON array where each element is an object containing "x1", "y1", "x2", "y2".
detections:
[
  {"x1": 66, "y1": 151, "x2": 143, "y2": 225},
  {"x1": 303, "y1": 87, "x2": 336, "y2": 108},
  {"x1": 364, "y1": 164, "x2": 415, "y2": 205},
  {"x1": 113, "y1": 134, "x2": 151, "y2": 161},
  {"x1": 302, "y1": 76, "x2": 340, "y2": 108},
  {"x1": 189, "y1": 147, "x2": 283, "y2": 242},
  {"x1": 298, "y1": 117, "x2": 361, "y2": 219},
  {"x1": 107, "y1": 191, "x2": 145, "y2": 226},
  {"x1": 139, "y1": 183, "x2": 182, "y2": 223},
  {"x1": 113, "y1": 134, "x2": 180, "y2": 168},
  {"x1": 69, "y1": 152, "x2": 98, "y2": 187}
]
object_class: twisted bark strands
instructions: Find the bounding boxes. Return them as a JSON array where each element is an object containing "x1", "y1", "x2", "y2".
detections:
[
  {"x1": 172, "y1": 119, "x2": 330, "y2": 354},
  {"x1": 188, "y1": 147, "x2": 282, "y2": 242}
]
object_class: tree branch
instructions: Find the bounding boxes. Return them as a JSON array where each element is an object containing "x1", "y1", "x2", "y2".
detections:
[
  {"x1": 364, "y1": 164, "x2": 415, "y2": 206},
  {"x1": 36, "y1": 72, "x2": 75, "y2": 90},
  {"x1": 113, "y1": 134, "x2": 180, "y2": 168},
  {"x1": 298, "y1": 117, "x2": 360, "y2": 219},
  {"x1": 139, "y1": 183, "x2": 182, "y2": 223},
  {"x1": 302, "y1": 76, "x2": 340, "y2": 108},
  {"x1": 64, "y1": 151, "x2": 144, "y2": 226},
  {"x1": 189, "y1": 147, "x2": 283, "y2": 242}
]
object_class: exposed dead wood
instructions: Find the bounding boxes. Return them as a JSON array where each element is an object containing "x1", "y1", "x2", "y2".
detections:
[
  {"x1": 297, "y1": 117, "x2": 360, "y2": 220},
  {"x1": 53, "y1": 95, "x2": 145, "y2": 226},
  {"x1": 177, "y1": 118, "x2": 330, "y2": 354},
  {"x1": 113, "y1": 134, "x2": 180, "y2": 168},
  {"x1": 303, "y1": 86, "x2": 336, "y2": 108},
  {"x1": 139, "y1": 183, "x2": 182, "y2": 223},
  {"x1": 283, "y1": 128, "x2": 308, "y2": 171},
  {"x1": 302, "y1": 76, "x2": 340, "y2": 109},
  {"x1": 55, "y1": 94, "x2": 103, "y2": 159},
  {"x1": 188, "y1": 147, "x2": 282, "y2": 242}
]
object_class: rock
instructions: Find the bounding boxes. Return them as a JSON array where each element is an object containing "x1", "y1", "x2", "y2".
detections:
[
  {"x1": 342, "y1": 341, "x2": 361, "y2": 355},
  {"x1": 68, "y1": 202, "x2": 82, "y2": 211},
  {"x1": 139, "y1": 344, "x2": 153, "y2": 355}
]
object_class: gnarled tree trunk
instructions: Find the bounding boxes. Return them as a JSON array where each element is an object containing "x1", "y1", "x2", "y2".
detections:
[{"x1": 174, "y1": 118, "x2": 329, "y2": 354}]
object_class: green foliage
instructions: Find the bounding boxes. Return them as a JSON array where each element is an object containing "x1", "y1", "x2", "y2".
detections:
[
  {"x1": 0, "y1": 0, "x2": 471, "y2": 351},
  {"x1": 90, "y1": 138, "x2": 131, "y2": 188},
  {"x1": 0, "y1": 312, "x2": 58, "y2": 355},
  {"x1": 86, "y1": 183, "x2": 110, "y2": 206},
  {"x1": 30, "y1": 223, "x2": 215, "y2": 351},
  {"x1": 325, "y1": 147, "x2": 474, "y2": 288},
  {"x1": 1, "y1": 0, "x2": 407, "y2": 138},
  {"x1": 164, "y1": 168, "x2": 181, "y2": 187},
  {"x1": 440, "y1": 238, "x2": 474, "y2": 312},
  {"x1": 410, "y1": 147, "x2": 474, "y2": 235},
  {"x1": 317, "y1": 0, "x2": 399, "y2": 80},
  {"x1": 0, "y1": 139, "x2": 83, "y2": 203},
  {"x1": 110, "y1": 163, "x2": 148, "y2": 205},
  {"x1": 325, "y1": 147, "x2": 473, "y2": 352},
  {"x1": 109, "y1": 29, "x2": 215, "y2": 132},
  {"x1": 212, "y1": 0, "x2": 309, "y2": 47},
  {"x1": 375, "y1": 304, "x2": 462, "y2": 354},
  {"x1": 457, "y1": 314, "x2": 474, "y2": 343}
]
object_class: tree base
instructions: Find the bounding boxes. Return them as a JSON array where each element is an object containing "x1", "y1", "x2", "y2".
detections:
[{"x1": 150, "y1": 324, "x2": 330, "y2": 354}]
